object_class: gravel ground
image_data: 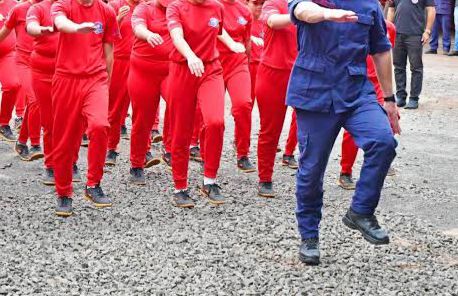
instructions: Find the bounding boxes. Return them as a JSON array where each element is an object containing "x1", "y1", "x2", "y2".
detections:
[{"x1": 0, "y1": 54, "x2": 457, "y2": 295}]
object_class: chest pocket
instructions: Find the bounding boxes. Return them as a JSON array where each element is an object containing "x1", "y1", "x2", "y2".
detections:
[{"x1": 347, "y1": 14, "x2": 373, "y2": 44}]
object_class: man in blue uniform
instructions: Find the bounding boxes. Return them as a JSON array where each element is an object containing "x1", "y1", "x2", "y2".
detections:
[
  {"x1": 426, "y1": 0, "x2": 453, "y2": 55},
  {"x1": 287, "y1": 0, "x2": 401, "y2": 265}
]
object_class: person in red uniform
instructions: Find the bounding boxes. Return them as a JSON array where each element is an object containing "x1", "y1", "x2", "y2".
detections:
[
  {"x1": 338, "y1": 20, "x2": 397, "y2": 190},
  {"x1": 167, "y1": 0, "x2": 238, "y2": 208},
  {"x1": 255, "y1": 0, "x2": 297, "y2": 198},
  {"x1": 51, "y1": 0, "x2": 119, "y2": 217},
  {"x1": 105, "y1": 0, "x2": 139, "y2": 166},
  {"x1": 216, "y1": 0, "x2": 255, "y2": 173},
  {"x1": 0, "y1": 0, "x2": 44, "y2": 161},
  {"x1": 247, "y1": 0, "x2": 263, "y2": 102},
  {"x1": 0, "y1": 0, "x2": 20, "y2": 143},
  {"x1": 128, "y1": 0, "x2": 173, "y2": 185}
]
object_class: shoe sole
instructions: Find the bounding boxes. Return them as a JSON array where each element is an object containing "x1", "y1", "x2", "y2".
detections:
[
  {"x1": 81, "y1": 143, "x2": 89, "y2": 147},
  {"x1": 121, "y1": 135, "x2": 130, "y2": 140},
  {"x1": 386, "y1": 171, "x2": 396, "y2": 177},
  {"x1": 42, "y1": 180, "x2": 55, "y2": 186},
  {"x1": 84, "y1": 193, "x2": 112, "y2": 208},
  {"x1": 258, "y1": 192, "x2": 276, "y2": 198},
  {"x1": 55, "y1": 211, "x2": 73, "y2": 217},
  {"x1": 29, "y1": 153, "x2": 44, "y2": 161},
  {"x1": 152, "y1": 135, "x2": 163, "y2": 143},
  {"x1": 337, "y1": 179, "x2": 356, "y2": 190},
  {"x1": 342, "y1": 215, "x2": 389, "y2": 245},
  {"x1": 1, "y1": 135, "x2": 17, "y2": 143},
  {"x1": 171, "y1": 200, "x2": 195, "y2": 208},
  {"x1": 238, "y1": 167, "x2": 256, "y2": 173},
  {"x1": 105, "y1": 161, "x2": 116, "y2": 167},
  {"x1": 145, "y1": 158, "x2": 161, "y2": 169},
  {"x1": 299, "y1": 253, "x2": 320, "y2": 266},
  {"x1": 129, "y1": 177, "x2": 146, "y2": 186},
  {"x1": 190, "y1": 156, "x2": 203, "y2": 162},
  {"x1": 199, "y1": 188, "x2": 225, "y2": 205},
  {"x1": 281, "y1": 162, "x2": 298, "y2": 169}
]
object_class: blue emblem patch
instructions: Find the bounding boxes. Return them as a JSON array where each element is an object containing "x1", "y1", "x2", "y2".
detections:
[
  {"x1": 208, "y1": 17, "x2": 219, "y2": 28},
  {"x1": 94, "y1": 21, "x2": 104, "y2": 34},
  {"x1": 237, "y1": 16, "x2": 247, "y2": 26}
]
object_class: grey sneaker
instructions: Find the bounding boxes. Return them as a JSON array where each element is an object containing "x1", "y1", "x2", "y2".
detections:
[
  {"x1": 396, "y1": 96, "x2": 406, "y2": 108},
  {"x1": 120, "y1": 125, "x2": 129, "y2": 140},
  {"x1": 0, "y1": 125, "x2": 17, "y2": 142},
  {"x1": 29, "y1": 145, "x2": 44, "y2": 161},
  {"x1": 237, "y1": 156, "x2": 256, "y2": 173},
  {"x1": 145, "y1": 150, "x2": 161, "y2": 168},
  {"x1": 338, "y1": 173, "x2": 356, "y2": 190},
  {"x1": 42, "y1": 168, "x2": 55, "y2": 186},
  {"x1": 129, "y1": 168, "x2": 146, "y2": 185},
  {"x1": 56, "y1": 197, "x2": 73, "y2": 217},
  {"x1": 200, "y1": 183, "x2": 225, "y2": 205},
  {"x1": 72, "y1": 164, "x2": 82, "y2": 183},
  {"x1": 299, "y1": 238, "x2": 320, "y2": 265},
  {"x1": 258, "y1": 182, "x2": 275, "y2": 198},
  {"x1": 84, "y1": 185, "x2": 112, "y2": 208},
  {"x1": 172, "y1": 190, "x2": 195, "y2": 208},
  {"x1": 151, "y1": 130, "x2": 163, "y2": 143},
  {"x1": 105, "y1": 150, "x2": 119, "y2": 166},
  {"x1": 81, "y1": 134, "x2": 89, "y2": 147},
  {"x1": 282, "y1": 154, "x2": 298, "y2": 169},
  {"x1": 15, "y1": 142, "x2": 30, "y2": 161},
  {"x1": 405, "y1": 97, "x2": 419, "y2": 110},
  {"x1": 190, "y1": 146, "x2": 203, "y2": 162},
  {"x1": 14, "y1": 117, "x2": 23, "y2": 131},
  {"x1": 162, "y1": 152, "x2": 172, "y2": 171}
]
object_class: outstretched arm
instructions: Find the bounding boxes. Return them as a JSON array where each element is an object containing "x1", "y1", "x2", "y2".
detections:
[{"x1": 293, "y1": 1, "x2": 358, "y2": 24}]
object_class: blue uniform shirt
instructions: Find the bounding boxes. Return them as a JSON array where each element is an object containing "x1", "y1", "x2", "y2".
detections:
[{"x1": 286, "y1": 0, "x2": 392, "y2": 113}]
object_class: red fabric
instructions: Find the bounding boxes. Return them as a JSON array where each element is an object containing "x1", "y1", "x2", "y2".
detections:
[
  {"x1": 169, "y1": 61, "x2": 225, "y2": 189},
  {"x1": 0, "y1": 0, "x2": 16, "y2": 57},
  {"x1": 216, "y1": 0, "x2": 251, "y2": 55},
  {"x1": 341, "y1": 130, "x2": 358, "y2": 175},
  {"x1": 259, "y1": 0, "x2": 296, "y2": 70},
  {"x1": 27, "y1": 0, "x2": 59, "y2": 73},
  {"x1": 51, "y1": 0, "x2": 120, "y2": 76},
  {"x1": 250, "y1": 17, "x2": 263, "y2": 63},
  {"x1": 166, "y1": 0, "x2": 224, "y2": 63},
  {"x1": 249, "y1": 61, "x2": 258, "y2": 102},
  {"x1": 5, "y1": 1, "x2": 34, "y2": 57},
  {"x1": 190, "y1": 106, "x2": 202, "y2": 148},
  {"x1": 220, "y1": 53, "x2": 252, "y2": 158},
  {"x1": 152, "y1": 103, "x2": 160, "y2": 131},
  {"x1": 128, "y1": 56, "x2": 169, "y2": 168},
  {"x1": 107, "y1": 58, "x2": 130, "y2": 150},
  {"x1": 109, "y1": 0, "x2": 136, "y2": 59},
  {"x1": 131, "y1": 0, "x2": 173, "y2": 62},
  {"x1": 52, "y1": 73, "x2": 109, "y2": 197},
  {"x1": 255, "y1": 64, "x2": 289, "y2": 182},
  {"x1": 0, "y1": 52, "x2": 20, "y2": 125},
  {"x1": 284, "y1": 110, "x2": 297, "y2": 156}
]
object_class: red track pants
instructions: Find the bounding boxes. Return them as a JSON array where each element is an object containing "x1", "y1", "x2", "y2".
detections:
[
  {"x1": 220, "y1": 53, "x2": 252, "y2": 159},
  {"x1": 0, "y1": 52, "x2": 20, "y2": 126},
  {"x1": 169, "y1": 61, "x2": 225, "y2": 189},
  {"x1": 108, "y1": 58, "x2": 130, "y2": 151},
  {"x1": 256, "y1": 64, "x2": 295, "y2": 183},
  {"x1": 128, "y1": 56, "x2": 169, "y2": 168},
  {"x1": 249, "y1": 61, "x2": 259, "y2": 103},
  {"x1": 17, "y1": 60, "x2": 41, "y2": 146},
  {"x1": 52, "y1": 72, "x2": 109, "y2": 197},
  {"x1": 190, "y1": 106, "x2": 202, "y2": 148}
]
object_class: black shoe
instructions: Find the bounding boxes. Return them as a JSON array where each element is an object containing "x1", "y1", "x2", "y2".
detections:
[
  {"x1": 14, "y1": 142, "x2": 30, "y2": 161},
  {"x1": 151, "y1": 130, "x2": 163, "y2": 143},
  {"x1": 120, "y1": 125, "x2": 129, "y2": 140},
  {"x1": 258, "y1": 182, "x2": 275, "y2": 198},
  {"x1": 282, "y1": 154, "x2": 298, "y2": 169},
  {"x1": 396, "y1": 96, "x2": 407, "y2": 108},
  {"x1": 276, "y1": 146, "x2": 281, "y2": 153},
  {"x1": 84, "y1": 185, "x2": 112, "y2": 208},
  {"x1": 338, "y1": 173, "x2": 356, "y2": 190},
  {"x1": 145, "y1": 150, "x2": 161, "y2": 168},
  {"x1": 200, "y1": 183, "x2": 225, "y2": 205},
  {"x1": 448, "y1": 50, "x2": 458, "y2": 56},
  {"x1": 342, "y1": 209, "x2": 390, "y2": 245},
  {"x1": 42, "y1": 168, "x2": 55, "y2": 186},
  {"x1": 172, "y1": 190, "x2": 195, "y2": 208},
  {"x1": 56, "y1": 197, "x2": 73, "y2": 217},
  {"x1": 237, "y1": 156, "x2": 256, "y2": 173},
  {"x1": 81, "y1": 134, "x2": 89, "y2": 147},
  {"x1": 105, "y1": 150, "x2": 119, "y2": 166},
  {"x1": 299, "y1": 238, "x2": 320, "y2": 265},
  {"x1": 129, "y1": 168, "x2": 146, "y2": 185},
  {"x1": 425, "y1": 49, "x2": 437, "y2": 54},
  {"x1": 0, "y1": 125, "x2": 17, "y2": 142},
  {"x1": 405, "y1": 97, "x2": 419, "y2": 110},
  {"x1": 14, "y1": 117, "x2": 23, "y2": 131},
  {"x1": 162, "y1": 152, "x2": 172, "y2": 170},
  {"x1": 72, "y1": 164, "x2": 82, "y2": 183},
  {"x1": 190, "y1": 146, "x2": 203, "y2": 162},
  {"x1": 29, "y1": 145, "x2": 44, "y2": 161}
]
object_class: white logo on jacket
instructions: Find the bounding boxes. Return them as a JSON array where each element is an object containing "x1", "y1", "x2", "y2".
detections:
[{"x1": 208, "y1": 17, "x2": 219, "y2": 28}]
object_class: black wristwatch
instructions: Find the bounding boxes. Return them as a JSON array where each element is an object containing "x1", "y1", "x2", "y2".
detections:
[{"x1": 384, "y1": 95, "x2": 396, "y2": 103}]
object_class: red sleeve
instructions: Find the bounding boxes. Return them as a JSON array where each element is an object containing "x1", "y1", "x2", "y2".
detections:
[
  {"x1": 260, "y1": 0, "x2": 280, "y2": 25},
  {"x1": 386, "y1": 20, "x2": 396, "y2": 47},
  {"x1": 103, "y1": 5, "x2": 120, "y2": 43},
  {"x1": 4, "y1": 5, "x2": 17, "y2": 30},
  {"x1": 166, "y1": 1, "x2": 182, "y2": 31},
  {"x1": 51, "y1": 0, "x2": 70, "y2": 22},
  {"x1": 131, "y1": 2, "x2": 147, "y2": 29},
  {"x1": 26, "y1": 4, "x2": 41, "y2": 26}
]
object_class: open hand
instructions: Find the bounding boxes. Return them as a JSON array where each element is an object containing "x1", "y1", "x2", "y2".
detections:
[
  {"x1": 147, "y1": 33, "x2": 164, "y2": 47},
  {"x1": 384, "y1": 101, "x2": 401, "y2": 135},
  {"x1": 324, "y1": 9, "x2": 358, "y2": 23},
  {"x1": 187, "y1": 55, "x2": 205, "y2": 77},
  {"x1": 117, "y1": 5, "x2": 130, "y2": 22},
  {"x1": 76, "y1": 22, "x2": 96, "y2": 33},
  {"x1": 229, "y1": 42, "x2": 246, "y2": 54}
]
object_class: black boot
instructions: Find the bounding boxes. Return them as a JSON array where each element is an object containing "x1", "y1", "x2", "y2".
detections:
[
  {"x1": 299, "y1": 238, "x2": 320, "y2": 265},
  {"x1": 342, "y1": 208, "x2": 389, "y2": 245}
]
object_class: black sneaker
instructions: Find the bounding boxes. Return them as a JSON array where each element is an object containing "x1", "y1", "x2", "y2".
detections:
[
  {"x1": 282, "y1": 155, "x2": 298, "y2": 169},
  {"x1": 84, "y1": 185, "x2": 112, "y2": 208},
  {"x1": 200, "y1": 183, "x2": 225, "y2": 205},
  {"x1": 151, "y1": 130, "x2": 163, "y2": 143},
  {"x1": 145, "y1": 150, "x2": 161, "y2": 168},
  {"x1": 120, "y1": 125, "x2": 129, "y2": 140},
  {"x1": 42, "y1": 168, "x2": 55, "y2": 186},
  {"x1": 299, "y1": 238, "x2": 320, "y2": 266},
  {"x1": 0, "y1": 125, "x2": 17, "y2": 142},
  {"x1": 396, "y1": 96, "x2": 407, "y2": 108},
  {"x1": 172, "y1": 190, "x2": 195, "y2": 208},
  {"x1": 81, "y1": 134, "x2": 89, "y2": 147},
  {"x1": 237, "y1": 156, "x2": 255, "y2": 173},
  {"x1": 55, "y1": 196, "x2": 73, "y2": 217},
  {"x1": 162, "y1": 152, "x2": 172, "y2": 170},
  {"x1": 405, "y1": 97, "x2": 419, "y2": 110},
  {"x1": 342, "y1": 208, "x2": 390, "y2": 245},
  {"x1": 448, "y1": 50, "x2": 458, "y2": 56},
  {"x1": 258, "y1": 182, "x2": 275, "y2": 198},
  {"x1": 29, "y1": 145, "x2": 44, "y2": 161},
  {"x1": 14, "y1": 142, "x2": 30, "y2": 161},
  {"x1": 190, "y1": 146, "x2": 203, "y2": 162},
  {"x1": 129, "y1": 168, "x2": 146, "y2": 185},
  {"x1": 72, "y1": 164, "x2": 82, "y2": 183},
  {"x1": 105, "y1": 150, "x2": 119, "y2": 166},
  {"x1": 338, "y1": 173, "x2": 356, "y2": 190},
  {"x1": 14, "y1": 117, "x2": 23, "y2": 131},
  {"x1": 425, "y1": 49, "x2": 437, "y2": 54}
]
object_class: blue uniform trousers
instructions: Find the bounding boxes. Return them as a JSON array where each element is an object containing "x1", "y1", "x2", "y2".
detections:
[
  {"x1": 295, "y1": 101, "x2": 397, "y2": 240},
  {"x1": 430, "y1": 13, "x2": 452, "y2": 52}
]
